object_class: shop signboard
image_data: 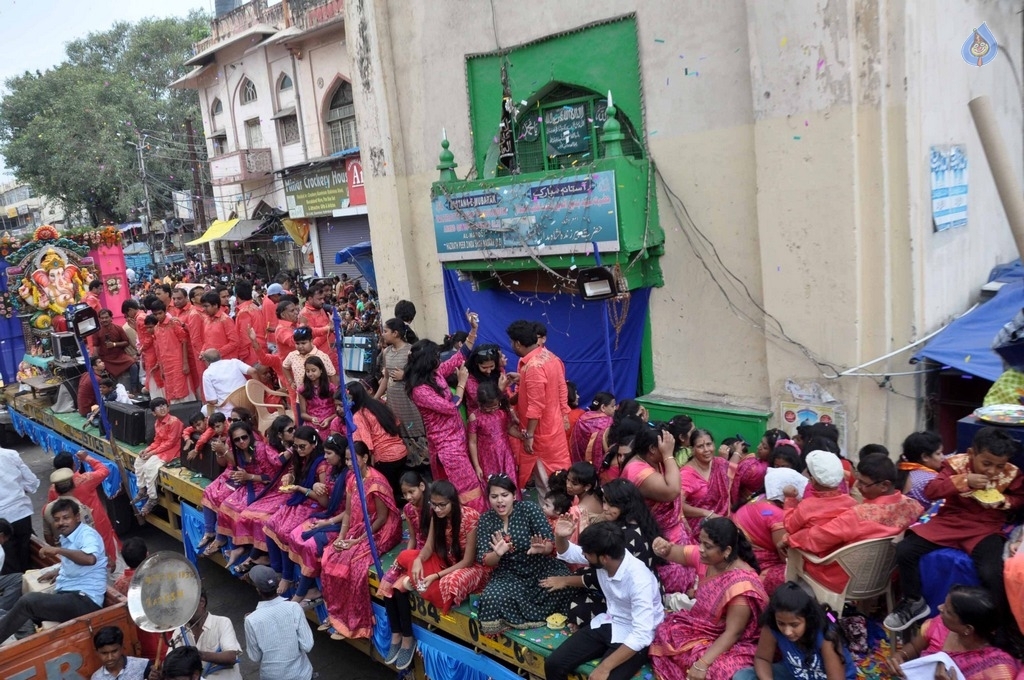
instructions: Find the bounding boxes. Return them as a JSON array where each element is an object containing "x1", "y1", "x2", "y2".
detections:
[
  {"x1": 431, "y1": 170, "x2": 620, "y2": 262},
  {"x1": 284, "y1": 162, "x2": 349, "y2": 218}
]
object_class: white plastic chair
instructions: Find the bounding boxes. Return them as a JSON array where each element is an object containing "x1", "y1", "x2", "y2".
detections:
[
  {"x1": 245, "y1": 380, "x2": 289, "y2": 435},
  {"x1": 786, "y1": 535, "x2": 900, "y2": 614}
]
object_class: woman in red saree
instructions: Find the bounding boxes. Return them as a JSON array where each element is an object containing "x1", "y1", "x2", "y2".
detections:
[
  {"x1": 681, "y1": 429, "x2": 732, "y2": 539},
  {"x1": 649, "y1": 517, "x2": 768, "y2": 680},
  {"x1": 321, "y1": 441, "x2": 402, "y2": 639},
  {"x1": 887, "y1": 585, "x2": 1018, "y2": 680},
  {"x1": 568, "y1": 392, "x2": 615, "y2": 464}
]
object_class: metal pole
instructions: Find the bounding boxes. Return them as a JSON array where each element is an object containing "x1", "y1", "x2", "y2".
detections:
[
  {"x1": 591, "y1": 241, "x2": 616, "y2": 394},
  {"x1": 184, "y1": 118, "x2": 208, "y2": 235}
]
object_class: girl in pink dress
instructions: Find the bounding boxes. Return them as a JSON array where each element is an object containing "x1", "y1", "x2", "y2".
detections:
[
  {"x1": 730, "y1": 428, "x2": 786, "y2": 510},
  {"x1": 467, "y1": 382, "x2": 518, "y2": 482},
  {"x1": 463, "y1": 343, "x2": 506, "y2": 414},
  {"x1": 263, "y1": 427, "x2": 336, "y2": 597},
  {"x1": 377, "y1": 471, "x2": 429, "y2": 601},
  {"x1": 406, "y1": 311, "x2": 485, "y2": 511},
  {"x1": 298, "y1": 356, "x2": 338, "y2": 441},
  {"x1": 568, "y1": 392, "x2": 615, "y2": 464},
  {"x1": 320, "y1": 441, "x2": 402, "y2": 639}
]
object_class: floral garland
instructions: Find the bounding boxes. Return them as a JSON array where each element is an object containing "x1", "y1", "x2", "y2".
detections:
[
  {"x1": 0, "y1": 291, "x2": 15, "y2": 319},
  {"x1": 0, "y1": 233, "x2": 22, "y2": 258},
  {"x1": 5, "y1": 236, "x2": 90, "y2": 265},
  {"x1": 61, "y1": 225, "x2": 123, "y2": 248}
]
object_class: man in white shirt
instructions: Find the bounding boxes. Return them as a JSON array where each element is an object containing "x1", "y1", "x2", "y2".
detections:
[
  {"x1": 546, "y1": 521, "x2": 663, "y2": 680},
  {"x1": 244, "y1": 565, "x2": 313, "y2": 680},
  {"x1": 200, "y1": 348, "x2": 257, "y2": 418},
  {"x1": 0, "y1": 446, "x2": 40, "y2": 574},
  {"x1": 167, "y1": 591, "x2": 242, "y2": 680}
]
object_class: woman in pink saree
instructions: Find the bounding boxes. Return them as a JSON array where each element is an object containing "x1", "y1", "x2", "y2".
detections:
[
  {"x1": 731, "y1": 500, "x2": 787, "y2": 596},
  {"x1": 406, "y1": 311, "x2": 486, "y2": 512},
  {"x1": 729, "y1": 429, "x2": 786, "y2": 510},
  {"x1": 887, "y1": 585, "x2": 1019, "y2": 680},
  {"x1": 620, "y1": 425, "x2": 694, "y2": 594},
  {"x1": 650, "y1": 517, "x2": 768, "y2": 680},
  {"x1": 568, "y1": 392, "x2": 615, "y2": 464},
  {"x1": 321, "y1": 441, "x2": 402, "y2": 639},
  {"x1": 681, "y1": 429, "x2": 732, "y2": 538}
]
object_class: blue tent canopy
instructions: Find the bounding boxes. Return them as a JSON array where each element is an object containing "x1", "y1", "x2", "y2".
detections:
[
  {"x1": 912, "y1": 279, "x2": 1024, "y2": 382},
  {"x1": 335, "y1": 241, "x2": 376, "y2": 290}
]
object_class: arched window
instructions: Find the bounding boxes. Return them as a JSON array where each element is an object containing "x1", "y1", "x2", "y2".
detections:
[
  {"x1": 279, "y1": 75, "x2": 293, "y2": 91},
  {"x1": 211, "y1": 98, "x2": 223, "y2": 115},
  {"x1": 240, "y1": 78, "x2": 258, "y2": 104},
  {"x1": 326, "y1": 81, "x2": 357, "y2": 153},
  {"x1": 507, "y1": 83, "x2": 643, "y2": 175}
]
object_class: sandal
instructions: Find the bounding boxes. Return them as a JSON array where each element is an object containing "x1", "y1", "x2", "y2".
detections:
[
  {"x1": 196, "y1": 533, "x2": 216, "y2": 551},
  {"x1": 233, "y1": 559, "x2": 258, "y2": 575},
  {"x1": 202, "y1": 540, "x2": 226, "y2": 558},
  {"x1": 139, "y1": 498, "x2": 158, "y2": 516},
  {"x1": 299, "y1": 597, "x2": 323, "y2": 610}
]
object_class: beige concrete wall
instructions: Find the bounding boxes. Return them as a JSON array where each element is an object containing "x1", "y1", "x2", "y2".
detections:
[{"x1": 352, "y1": 0, "x2": 1023, "y2": 451}]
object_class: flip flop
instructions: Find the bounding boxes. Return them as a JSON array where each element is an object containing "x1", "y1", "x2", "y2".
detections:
[
  {"x1": 196, "y1": 533, "x2": 216, "y2": 550},
  {"x1": 202, "y1": 540, "x2": 226, "y2": 558},
  {"x1": 300, "y1": 597, "x2": 323, "y2": 610},
  {"x1": 233, "y1": 559, "x2": 257, "y2": 575}
]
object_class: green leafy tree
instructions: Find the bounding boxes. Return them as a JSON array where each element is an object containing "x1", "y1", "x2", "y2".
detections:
[{"x1": 0, "y1": 12, "x2": 210, "y2": 226}]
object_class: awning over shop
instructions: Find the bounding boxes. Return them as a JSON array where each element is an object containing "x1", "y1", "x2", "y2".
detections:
[
  {"x1": 185, "y1": 218, "x2": 265, "y2": 246},
  {"x1": 912, "y1": 279, "x2": 1024, "y2": 382},
  {"x1": 335, "y1": 241, "x2": 376, "y2": 290}
]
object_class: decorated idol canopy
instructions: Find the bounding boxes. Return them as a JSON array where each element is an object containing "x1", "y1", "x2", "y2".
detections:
[{"x1": 3, "y1": 225, "x2": 102, "y2": 355}]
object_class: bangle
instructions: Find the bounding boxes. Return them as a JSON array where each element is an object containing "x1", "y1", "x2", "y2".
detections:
[{"x1": 692, "y1": 660, "x2": 709, "y2": 672}]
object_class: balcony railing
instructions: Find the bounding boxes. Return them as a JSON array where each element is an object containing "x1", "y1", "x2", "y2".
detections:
[{"x1": 210, "y1": 148, "x2": 274, "y2": 186}]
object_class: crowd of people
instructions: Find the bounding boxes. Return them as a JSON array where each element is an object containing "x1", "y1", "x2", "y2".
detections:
[{"x1": 7, "y1": 272, "x2": 1024, "y2": 680}]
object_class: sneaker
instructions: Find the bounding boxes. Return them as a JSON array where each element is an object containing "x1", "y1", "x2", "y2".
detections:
[
  {"x1": 383, "y1": 642, "x2": 402, "y2": 665},
  {"x1": 394, "y1": 644, "x2": 416, "y2": 670},
  {"x1": 883, "y1": 597, "x2": 930, "y2": 631}
]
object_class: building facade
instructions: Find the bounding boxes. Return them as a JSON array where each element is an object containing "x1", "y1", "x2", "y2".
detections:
[
  {"x1": 343, "y1": 0, "x2": 1023, "y2": 449},
  {"x1": 171, "y1": 0, "x2": 367, "y2": 278},
  {"x1": 0, "y1": 181, "x2": 68, "y2": 235}
]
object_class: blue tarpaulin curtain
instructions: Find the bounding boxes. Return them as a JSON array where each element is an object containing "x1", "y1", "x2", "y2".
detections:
[
  {"x1": 0, "y1": 257, "x2": 26, "y2": 384},
  {"x1": 180, "y1": 502, "x2": 205, "y2": 568},
  {"x1": 912, "y1": 279, "x2": 1024, "y2": 382},
  {"x1": 441, "y1": 269, "x2": 650, "y2": 404}
]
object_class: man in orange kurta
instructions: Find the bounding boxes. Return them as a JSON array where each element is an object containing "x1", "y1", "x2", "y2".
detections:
[
  {"x1": 149, "y1": 301, "x2": 193, "y2": 402},
  {"x1": 788, "y1": 453, "x2": 923, "y2": 591},
  {"x1": 507, "y1": 320, "x2": 571, "y2": 494},
  {"x1": 261, "y1": 283, "x2": 285, "y2": 350},
  {"x1": 171, "y1": 288, "x2": 205, "y2": 397},
  {"x1": 274, "y1": 298, "x2": 300, "y2": 361},
  {"x1": 199, "y1": 291, "x2": 240, "y2": 359},
  {"x1": 299, "y1": 283, "x2": 338, "y2": 371},
  {"x1": 232, "y1": 280, "x2": 264, "y2": 363}
]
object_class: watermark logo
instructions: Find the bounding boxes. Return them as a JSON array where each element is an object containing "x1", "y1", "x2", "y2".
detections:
[{"x1": 962, "y1": 22, "x2": 998, "y2": 67}]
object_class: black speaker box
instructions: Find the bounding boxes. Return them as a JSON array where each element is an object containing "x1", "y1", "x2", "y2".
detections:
[
  {"x1": 142, "y1": 401, "x2": 204, "y2": 443},
  {"x1": 102, "y1": 486, "x2": 137, "y2": 536},
  {"x1": 105, "y1": 401, "x2": 148, "y2": 446},
  {"x1": 184, "y1": 443, "x2": 224, "y2": 480}
]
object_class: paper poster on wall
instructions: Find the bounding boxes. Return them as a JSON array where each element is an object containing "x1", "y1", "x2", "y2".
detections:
[
  {"x1": 778, "y1": 400, "x2": 848, "y2": 453},
  {"x1": 930, "y1": 145, "x2": 968, "y2": 232}
]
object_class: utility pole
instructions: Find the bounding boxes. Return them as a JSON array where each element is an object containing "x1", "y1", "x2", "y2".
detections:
[
  {"x1": 126, "y1": 133, "x2": 156, "y2": 265},
  {"x1": 184, "y1": 118, "x2": 208, "y2": 234}
]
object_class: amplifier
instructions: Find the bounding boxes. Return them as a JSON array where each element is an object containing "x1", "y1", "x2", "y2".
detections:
[
  {"x1": 105, "y1": 401, "x2": 149, "y2": 446},
  {"x1": 184, "y1": 442, "x2": 224, "y2": 480},
  {"x1": 144, "y1": 402, "x2": 203, "y2": 443}
]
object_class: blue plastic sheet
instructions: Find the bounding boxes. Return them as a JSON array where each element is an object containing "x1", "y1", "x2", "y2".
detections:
[
  {"x1": 920, "y1": 548, "x2": 980, "y2": 617},
  {"x1": 0, "y1": 257, "x2": 26, "y2": 385},
  {"x1": 334, "y1": 241, "x2": 377, "y2": 291},
  {"x1": 413, "y1": 621, "x2": 521, "y2": 680},
  {"x1": 9, "y1": 409, "x2": 123, "y2": 498},
  {"x1": 180, "y1": 502, "x2": 205, "y2": 568},
  {"x1": 912, "y1": 279, "x2": 1024, "y2": 382},
  {"x1": 441, "y1": 269, "x2": 650, "y2": 403}
]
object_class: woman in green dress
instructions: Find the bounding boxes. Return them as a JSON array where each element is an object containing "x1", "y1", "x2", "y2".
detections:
[{"x1": 475, "y1": 475, "x2": 576, "y2": 634}]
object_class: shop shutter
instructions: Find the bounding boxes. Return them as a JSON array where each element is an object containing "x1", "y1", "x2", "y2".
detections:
[{"x1": 315, "y1": 214, "x2": 371, "y2": 280}]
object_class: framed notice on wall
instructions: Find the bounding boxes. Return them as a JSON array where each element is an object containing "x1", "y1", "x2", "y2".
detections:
[
  {"x1": 544, "y1": 102, "x2": 590, "y2": 156},
  {"x1": 930, "y1": 145, "x2": 968, "y2": 232}
]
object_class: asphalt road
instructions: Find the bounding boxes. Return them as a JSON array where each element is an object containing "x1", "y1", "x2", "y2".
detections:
[{"x1": 13, "y1": 431, "x2": 392, "y2": 680}]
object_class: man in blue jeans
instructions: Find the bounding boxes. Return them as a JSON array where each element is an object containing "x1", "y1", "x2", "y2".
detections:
[
  {"x1": 0, "y1": 498, "x2": 107, "y2": 643},
  {"x1": 545, "y1": 521, "x2": 663, "y2": 680}
]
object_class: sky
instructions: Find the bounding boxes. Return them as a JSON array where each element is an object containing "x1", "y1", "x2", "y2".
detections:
[{"x1": 0, "y1": 0, "x2": 212, "y2": 177}]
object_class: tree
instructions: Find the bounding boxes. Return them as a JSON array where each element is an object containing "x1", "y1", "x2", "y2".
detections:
[{"x1": 0, "y1": 12, "x2": 211, "y2": 226}]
